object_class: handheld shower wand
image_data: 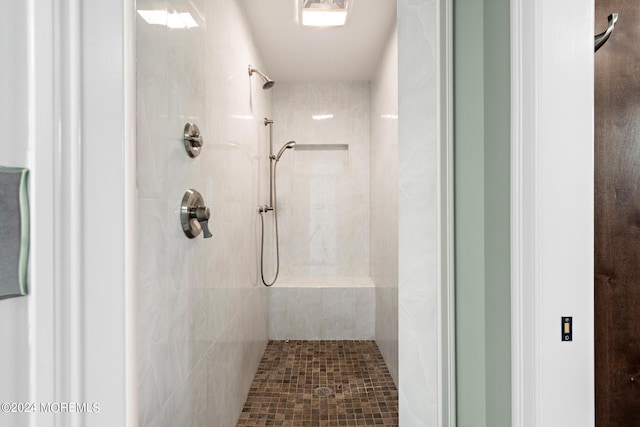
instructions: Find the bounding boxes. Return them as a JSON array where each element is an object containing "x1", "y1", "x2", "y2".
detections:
[
  {"x1": 274, "y1": 141, "x2": 296, "y2": 161},
  {"x1": 258, "y1": 119, "x2": 296, "y2": 287}
]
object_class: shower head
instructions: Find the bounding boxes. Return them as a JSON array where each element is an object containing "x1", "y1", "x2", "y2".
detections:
[
  {"x1": 275, "y1": 141, "x2": 296, "y2": 161},
  {"x1": 248, "y1": 65, "x2": 275, "y2": 90}
]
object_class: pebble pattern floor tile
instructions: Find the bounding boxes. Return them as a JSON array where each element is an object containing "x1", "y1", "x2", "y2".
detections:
[{"x1": 237, "y1": 340, "x2": 398, "y2": 426}]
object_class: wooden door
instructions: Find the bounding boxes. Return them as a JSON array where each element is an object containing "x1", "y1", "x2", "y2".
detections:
[{"x1": 595, "y1": 1, "x2": 640, "y2": 425}]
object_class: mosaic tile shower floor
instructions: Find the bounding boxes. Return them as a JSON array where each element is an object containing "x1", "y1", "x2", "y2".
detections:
[{"x1": 237, "y1": 340, "x2": 398, "y2": 427}]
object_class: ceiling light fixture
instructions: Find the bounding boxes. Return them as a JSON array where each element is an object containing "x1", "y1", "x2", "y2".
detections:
[{"x1": 298, "y1": 0, "x2": 352, "y2": 27}]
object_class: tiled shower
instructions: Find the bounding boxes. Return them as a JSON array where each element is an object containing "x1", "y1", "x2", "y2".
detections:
[
  {"x1": 136, "y1": 1, "x2": 271, "y2": 425},
  {"x1": 136, "y1": 0, "x2": 399, "y2": 424}
]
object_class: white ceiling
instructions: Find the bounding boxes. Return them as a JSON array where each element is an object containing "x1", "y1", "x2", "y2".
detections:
[{"x1": 239, "y1": 0, "x2": 397, "y2": 83}]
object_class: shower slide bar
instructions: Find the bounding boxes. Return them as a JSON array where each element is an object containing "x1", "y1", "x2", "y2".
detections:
[
  {"x1": 258, "y1": 118, "x2": 296, "y2": 287},
  {"x1": 294, "y1": 143, "x2": 349, "y2": 151},
  {"x1": 595, "y1": 13, "x2": 618, "y2": 52}
]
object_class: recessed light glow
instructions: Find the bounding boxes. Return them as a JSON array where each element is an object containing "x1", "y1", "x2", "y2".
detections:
[
  {"x1": 166, "y1": 12, "x2": 186, "y2": 28},
  {"x1": 312, "y1": 114, "x2": 334, "y2": 120},
  {"x1": 302, "y1": 9, "x2": 348, "y2": 27},
  {"x1": 166, "y1": 12, "x2": 198, "y2": 29},
  {"x1": 137, "y1": 10, "x2": 166, "y2": 26},
  {"x1": 380, "y1": 114, "x2": 398, "y2": 119},
  {"x1": 176, "y1": 12, "x2": 198, "y2": 29},
  {"x1": 137, "y1": 10, "x2": 198, "y2": 29}
]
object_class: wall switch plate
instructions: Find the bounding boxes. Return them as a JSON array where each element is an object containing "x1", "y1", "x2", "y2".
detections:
[{"x1": 562, "y1": 317, "x2": 572, "y2": 341}]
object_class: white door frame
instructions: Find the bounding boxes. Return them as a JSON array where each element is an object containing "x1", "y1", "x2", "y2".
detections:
[
  {"x1": 29, "y1": 0, "x2": 136, "y2": 425},
  {"x1": 511, "y1": 0, "x2": 595, "y2": 425},
  {"x1": 439, "y1": 0, "x2": 457, "y2": 425},
  {"x1": 30, "y1": 1, "x2": 454, "y2": 425}
]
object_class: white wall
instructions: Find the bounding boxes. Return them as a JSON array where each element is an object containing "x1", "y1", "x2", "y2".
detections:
[
  {"x1": 370, "y1": 23, "x2": 399, "y2": 386},
  {"x1": 0, "y1": 1, "x2": 30, "y2": 426},
  {"x1": 136, "y1": 0, "x2": 270, "y2": 425},
  {"x1": 272, "y1": 82, "x2": 371, "y2": 278},
  {"x1": 536, "y1": 2, "x2": 594, "y2": 423},
  {"x1": 398, "y1": 0, "x2": 441, "y2": 424},
  {"x1": 511, "y1": 0, "x2": 595, "y2": 425},
  {"x1": 268, "y1": 278, "x2": 375, "y2": 340}
]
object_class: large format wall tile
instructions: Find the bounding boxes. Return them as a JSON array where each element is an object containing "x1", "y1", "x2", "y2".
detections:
[
  {"x1": 398, "y1": 0, "x2": 439, "y2": 424},
  {"x1": 272, "y1": 82, "x2": 371, "y2": 278},
  {"x1": 268, "y1": 282, "x2": 375, "y2": 340},
  {"x1": 371, "y1": 23, "x2": 399, "y2": 385},
  {"x1": 136, "y1": 0, "x2": 270, "y2": 424}
]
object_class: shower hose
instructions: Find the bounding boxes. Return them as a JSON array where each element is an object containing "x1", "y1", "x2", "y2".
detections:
[{"x1": 259, "y1": 160, "x2": 280, "y2": 287}]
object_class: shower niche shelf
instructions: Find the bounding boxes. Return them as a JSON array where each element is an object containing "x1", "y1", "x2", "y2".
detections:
[{"x1": 294, "y1": 143, "x2": 349, "y2": 151}]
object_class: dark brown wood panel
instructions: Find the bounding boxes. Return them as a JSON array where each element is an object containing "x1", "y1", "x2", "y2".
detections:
[{"x1": 595, "y1": 1, "x2": 640, "y2": 425}]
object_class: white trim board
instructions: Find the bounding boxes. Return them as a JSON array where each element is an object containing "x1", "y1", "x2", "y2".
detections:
[
  {"x1": 438, "y1": 0, "x2": 456, "y2": 424},
  {"x1": 27, "y1": 0, "x2": 56, "y2": 425},
  {"x1": 78, "y1": 1, "x2": 134, "y2": 425},
  {"x1": 26, "y1": 1, "x2": 135, "y2": 425},
  {"x1": 510, "y1": 0, "x2": 595, "y2": 425}
]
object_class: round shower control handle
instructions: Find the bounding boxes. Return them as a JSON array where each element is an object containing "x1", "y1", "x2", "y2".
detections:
[
  {"x1": 180, "y1": 189, "x2": 212, "y2": 239},
  {"x1": 184, "y1": 122, "x2": 204, "y2": 158},
  {"x1": 187, "y1": 134, "x2": 203, "y2": 147}
]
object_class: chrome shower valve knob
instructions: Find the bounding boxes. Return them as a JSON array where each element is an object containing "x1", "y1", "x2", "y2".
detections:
[
  {"x1": 191, "y1": 206, "x2": 212, "y2": 238},
  {"x1": 181, "y1": 189, "x2": 212, "y2": 239},
  {"x1": 184, "y1": 122, "x2": 204, "y2": 158},
  {"x1": 187, "y1": 134, "x2": 203, "y2": 147}
]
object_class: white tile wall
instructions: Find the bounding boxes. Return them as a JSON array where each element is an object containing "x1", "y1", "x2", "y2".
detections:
[
  {"x1": 272, "y1": 83, "x2": 371, "y2": 278},
  {"x1": 137, "y1": 1, "x2": 439, "y2": 424},
  {"x1": 268, "y1": 278, "x2": 375, "y2": 340},
  {"x1": 370, "y1": 24, "x2": 399, "y2": 386},
  {"x1": 136, "y1": 0, "x2": 270, "y2": 424},
  {"x1": 398, "y1": 0, "x2": 440, "y2": 424}
]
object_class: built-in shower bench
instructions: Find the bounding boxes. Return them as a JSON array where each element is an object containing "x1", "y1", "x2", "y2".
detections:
[{"x1": 268, "y1": 276, "x2": 375, "y2": 340}]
